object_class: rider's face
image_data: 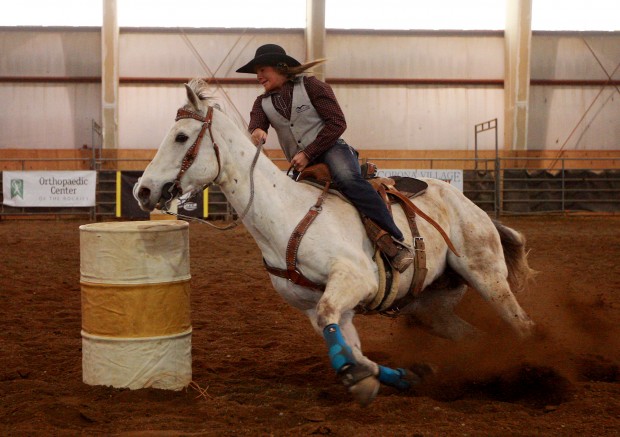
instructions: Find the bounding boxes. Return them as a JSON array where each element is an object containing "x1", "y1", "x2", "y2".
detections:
[{"x1": 255, "y1": 65, "x2": 287, "y2": 93}]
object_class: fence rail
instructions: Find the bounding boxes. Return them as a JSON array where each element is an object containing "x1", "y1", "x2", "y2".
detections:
[{"x1": 1, "y1": 156, "x2": 619, "y2": 219}]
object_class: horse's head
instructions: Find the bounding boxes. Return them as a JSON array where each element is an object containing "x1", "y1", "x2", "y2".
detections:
[{"x1": 135, "y1": 79, "x2": 222, "y2": 211}]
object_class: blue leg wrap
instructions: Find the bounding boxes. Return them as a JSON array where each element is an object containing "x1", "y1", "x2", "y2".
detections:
[
  {"x1": 323, "y1": 324, "x2": 355, "y2": 372},
  {"x1": 378, "y1": 365, "x2": 411, "y2": 391}
]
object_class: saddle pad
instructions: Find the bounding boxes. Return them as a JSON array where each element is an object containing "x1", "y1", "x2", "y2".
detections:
[{"x1": 391, "y1": 176, "x2": 428, "y2": 198}]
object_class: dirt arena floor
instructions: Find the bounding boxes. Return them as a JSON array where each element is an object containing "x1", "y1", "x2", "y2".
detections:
[{"x1": 1, "y1": 215, "x2": 619, "y2": 436}]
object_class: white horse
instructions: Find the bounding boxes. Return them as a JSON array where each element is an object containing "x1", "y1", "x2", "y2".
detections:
[{"x1": 136, "y1": 79, "x2": 535, "y2": 406}]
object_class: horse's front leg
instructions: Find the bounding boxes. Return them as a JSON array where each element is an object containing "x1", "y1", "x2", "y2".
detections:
[
  {"x1": 308, "y1": 261, "x2": 428, "y2": 404},
  {"x1": 310, "y1": 259, "x2": 383, "y2": 405},
  {"x1": 339, "y1": 313, "x2": 422, "y2": 393}
]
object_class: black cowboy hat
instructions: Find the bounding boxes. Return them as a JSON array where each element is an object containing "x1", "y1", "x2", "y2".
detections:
[{"x1": 236, "y1": 44, "x2": 301, "y2": 74}]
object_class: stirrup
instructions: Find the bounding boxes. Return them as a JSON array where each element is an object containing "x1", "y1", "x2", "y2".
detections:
[
  {"x1": 390, "y1": 239, "x2": 414, "y2": 273},
  {"x1": 391, "y1": 236, "x2": 412, "y2": 251}
]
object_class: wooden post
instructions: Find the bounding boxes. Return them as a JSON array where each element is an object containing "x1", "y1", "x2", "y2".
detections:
[
  {"x1": 102, "y1": 0, "x2": 119, "y2": 152},
  {"x1": 504, "y1": 0, "x2": 532, "y2": 153},
  {"x1": 306, "y1": 0, "x2": 326, "y2": 81}
]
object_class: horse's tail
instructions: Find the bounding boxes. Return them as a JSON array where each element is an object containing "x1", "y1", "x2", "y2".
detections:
[{"x1": 493, "y1": 220, "x2": 537, "y2": 293}]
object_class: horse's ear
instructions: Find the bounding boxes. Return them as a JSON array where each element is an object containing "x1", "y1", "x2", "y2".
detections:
[{"x1": 184, "y1": 83, "x2": 201, "y2": 111}]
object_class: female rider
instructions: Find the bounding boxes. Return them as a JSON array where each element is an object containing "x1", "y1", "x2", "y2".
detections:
[{"x1": 236, "y1": 44, "x2": 412, "y2": 272}]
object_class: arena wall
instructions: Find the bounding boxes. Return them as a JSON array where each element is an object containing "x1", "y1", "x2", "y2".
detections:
[
  {"x1": 0, "y1": 148, "x2": 617, "y2": 172},
  {"x1": 0, "y1": 27, "x2": 619, "y2": 159}
]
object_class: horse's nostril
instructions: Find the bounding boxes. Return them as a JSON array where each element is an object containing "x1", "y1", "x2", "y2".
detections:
[{"x1": 138, "y1": 187, "x2": 151, "y2": 202}]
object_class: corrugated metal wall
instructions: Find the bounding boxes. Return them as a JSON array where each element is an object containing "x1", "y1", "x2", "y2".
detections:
[
  {"x1": 0, "y1": 28, "x2": 618, "y2": 151},
  {"x1": 0, "y1": 29, "x2": 101, "y2": 149},
  {"x1": 326, "y1": 32, "x2": 504, "y2": 79},
  {"x1": 529, "y1": 34, "x2": 620, "y2": 150},
  {"x1": 0, "y1": 83, "x2": 101, "y2": 148},
  {"x1": 0, "y1": 29, "x2": 100, "y2": 76}
]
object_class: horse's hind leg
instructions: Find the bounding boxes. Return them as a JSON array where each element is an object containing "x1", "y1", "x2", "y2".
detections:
[
  {"x1": 405, "y1": 284, "x2": 479, "y2": 341},
  {"x1": 453, "y1": 258, "x2": 534, "y2": 338}
]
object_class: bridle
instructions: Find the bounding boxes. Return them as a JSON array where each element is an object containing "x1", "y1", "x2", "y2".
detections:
[
  {"x1": 161, "y1": 105, "x2": 263, "y2": 231},
  {"x1": 173, "y1": 105, "x2": 221, "y2": 193}
]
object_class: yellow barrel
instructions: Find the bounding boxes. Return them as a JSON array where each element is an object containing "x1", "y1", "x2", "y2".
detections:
[{"x1": 79, "y1": 220, "x2": 191, "y2": 390}]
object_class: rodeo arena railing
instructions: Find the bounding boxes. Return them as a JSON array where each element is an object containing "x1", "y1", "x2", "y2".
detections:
[{"x1": 1, "y1": 155, "x2": 619, "y2": 220}]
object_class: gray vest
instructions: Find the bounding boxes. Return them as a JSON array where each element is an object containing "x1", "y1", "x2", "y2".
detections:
[{"x1": 261, "y1": 77, "x2": 324, "y2": 162}]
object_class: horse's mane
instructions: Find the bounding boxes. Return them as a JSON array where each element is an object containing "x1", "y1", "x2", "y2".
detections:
[{"x1": 185, "y1": 78, "x2": 250, "y2": 138}]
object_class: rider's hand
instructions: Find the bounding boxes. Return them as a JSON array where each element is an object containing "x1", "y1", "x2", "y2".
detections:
[
  {"x1": 251, "y1": 128, "x2": 267, "y2": 146},
  {"x1": 291, "y1": 151, "x2": 310, "y2": 172}
]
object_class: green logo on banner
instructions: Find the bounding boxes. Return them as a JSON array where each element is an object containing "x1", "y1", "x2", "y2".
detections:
[{"x1": 10, "y1": 179, "x2": 24, "y2": 199}]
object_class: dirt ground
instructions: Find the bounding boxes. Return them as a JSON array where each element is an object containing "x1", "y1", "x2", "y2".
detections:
[{"x1": 1, "y1": 215, "x2": 619, "y2": 436}]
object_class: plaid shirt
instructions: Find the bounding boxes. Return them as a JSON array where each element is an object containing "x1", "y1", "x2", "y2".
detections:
[{"x1": 248, "y1": 76, "x2": 347, "y2": 161}]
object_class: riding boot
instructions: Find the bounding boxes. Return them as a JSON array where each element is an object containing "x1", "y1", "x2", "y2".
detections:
[
  {"x1": 362, "y1": 218, "x2": 413, "y2": 273},
  {"x1": 390, "y1": 238, "x2": 414, "y2": 273}
]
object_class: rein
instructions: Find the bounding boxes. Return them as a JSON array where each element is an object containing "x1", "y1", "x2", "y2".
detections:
[{"x1": 161, "y1": 105, "x2": 263, "y2": 231}]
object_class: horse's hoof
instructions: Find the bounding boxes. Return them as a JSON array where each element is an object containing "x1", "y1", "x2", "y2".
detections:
[
  {"x1": 517, "y1": 320, "x2": 536, "y2": 339},
  {"x1": 348, "y1": 375, "x2": 380, "y2": 407}
]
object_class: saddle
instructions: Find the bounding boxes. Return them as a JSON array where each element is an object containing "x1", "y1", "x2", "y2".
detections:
[{"x1": 263, "y1": 163, "x2": 459, "y2": 316}]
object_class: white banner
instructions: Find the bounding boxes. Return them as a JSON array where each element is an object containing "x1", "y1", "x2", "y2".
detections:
[
  {"x1": 376, "y1": 168, "x2": 464, "y2": 192},
  {"x1": 3, "y1": 171, "x2": 97, "y2": 207}
]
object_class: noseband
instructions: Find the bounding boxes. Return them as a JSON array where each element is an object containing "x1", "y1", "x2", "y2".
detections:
[{"x1": 173, "y1": 106, "x2": 222, "y2": 194}]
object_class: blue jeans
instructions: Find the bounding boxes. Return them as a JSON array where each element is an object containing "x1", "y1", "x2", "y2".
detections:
[{"x1": 312, "y1": 140, "x2": 404, "y2": 241}]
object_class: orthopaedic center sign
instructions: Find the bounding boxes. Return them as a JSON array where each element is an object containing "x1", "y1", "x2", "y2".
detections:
[{"x1": 3, "y1": 171, "x2": 97, "y2": 207}]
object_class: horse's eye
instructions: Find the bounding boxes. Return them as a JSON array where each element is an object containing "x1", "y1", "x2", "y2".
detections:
[{"x1": 175, "y1": 133, "x2": 189, "y2": 143}]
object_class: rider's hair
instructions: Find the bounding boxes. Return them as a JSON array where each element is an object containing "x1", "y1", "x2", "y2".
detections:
[{"x1": 275, "y1": 59, "x2": 326, "y2": 79}]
